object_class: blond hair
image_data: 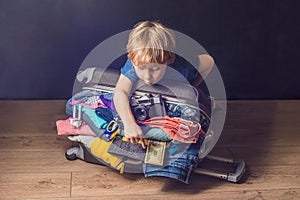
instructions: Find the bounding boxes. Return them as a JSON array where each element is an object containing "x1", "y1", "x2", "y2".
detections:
[{"x1": 127, "y1": 21, "x2": 175, "y2": 67}]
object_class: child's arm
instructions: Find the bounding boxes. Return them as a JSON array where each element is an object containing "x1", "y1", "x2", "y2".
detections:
[
  {"x1": 192, "y1": 54, "x2": 215, "y2": 87},
  {"x1": 114, "y1": 74, "x2": 146, "y2": 148}
]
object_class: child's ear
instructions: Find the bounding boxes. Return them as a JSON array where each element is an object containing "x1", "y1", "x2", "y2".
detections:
[
  {"x1": 166, "y1": 53, "x2": 175, "y2": 65},
  {"x1": 170, "y1": 54, "x2": 175, "y2": 63}
]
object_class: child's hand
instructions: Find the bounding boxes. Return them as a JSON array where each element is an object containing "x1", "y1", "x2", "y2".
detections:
[{"x1": 124, "y1": 123, "x2": 147, "y2": 149}]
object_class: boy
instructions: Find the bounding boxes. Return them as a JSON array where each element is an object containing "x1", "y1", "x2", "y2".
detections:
[{"x1": 113, "y1": 21, "x2": 214, "y2": 148}]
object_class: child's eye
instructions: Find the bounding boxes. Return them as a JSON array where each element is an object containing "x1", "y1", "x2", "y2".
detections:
[
  {"x1": 150, "y1": 67, "x2": 160, "y2": 71},
  {"x1": 137, "y1": 66, "x2": 147, "y2": 71}
]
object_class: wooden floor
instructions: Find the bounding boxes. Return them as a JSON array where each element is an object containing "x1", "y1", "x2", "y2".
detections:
[{"x1": 0, "y1": 100, "x2": 299, "y2": 199}]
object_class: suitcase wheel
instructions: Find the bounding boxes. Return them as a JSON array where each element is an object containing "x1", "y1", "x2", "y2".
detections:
[{"x1": 65, "y1": 147, "x2": 80, "y2": 161}]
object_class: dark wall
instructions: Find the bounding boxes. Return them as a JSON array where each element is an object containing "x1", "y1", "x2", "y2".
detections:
[{"x1": 0, "y1": 0, "x2": 299, "y2": 100}]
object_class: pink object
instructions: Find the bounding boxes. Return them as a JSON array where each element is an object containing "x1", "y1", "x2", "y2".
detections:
[
  {"x1": 70, "y1": 99, "x2": 107, "y2": 109},
  {"x1": 138, "y1": 116, "x2": 205, "y2": 143},
  {"x1": 56, "y1": 118, "x2": 97, "y2": 136}
]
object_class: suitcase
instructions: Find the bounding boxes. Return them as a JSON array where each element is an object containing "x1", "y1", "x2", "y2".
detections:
[{"x1": 64, "y1": 66, "x2": 246, "y2": 183}]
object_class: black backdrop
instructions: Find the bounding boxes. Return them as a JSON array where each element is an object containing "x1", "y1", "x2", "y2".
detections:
[{"x1": 0, "y1": 0, "x2": 299, "y2": 100}]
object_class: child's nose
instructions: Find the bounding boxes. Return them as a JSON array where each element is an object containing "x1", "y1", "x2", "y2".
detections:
[{"x1": 145, "y1": 70, "x2": 152, "y2": 80}]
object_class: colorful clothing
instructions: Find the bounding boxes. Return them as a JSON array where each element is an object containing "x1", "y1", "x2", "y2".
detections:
[
  {"x1": 56, "y1": 118, "x2": 96, "y2": 137},
  {"x1": 138, "y1": 116, "x2": 205, "y2": 143}
]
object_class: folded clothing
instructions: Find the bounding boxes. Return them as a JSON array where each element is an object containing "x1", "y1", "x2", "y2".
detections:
[
  {"x1": 65, "y1": 92, "x2": 204, "y2": 143},
  {"x1": 138, "y1": 116, "x2": 205, "y2": 143},
  {"x1": 66, "y1": 102, "x2": 108, "y2": 130},
  {"x1": 108, "y1": 135, "x2": 146, "y2": 161},
  {"x1": 90, "y1": 137, "x2": 125, "y2": 173},
  {"x1": 95, "y1": 107, "x2": 115, "y2": 122},
  {"x1": 66, "y1": 98, "x2": 107, "y2": 133},
  {"x1": 56, "y1": 118, "x2": 96, "y2": 136},
  {"x1": 70, "y1": 89, "x2": 106, "y2": 108},
  {"x1": 117, "y1": 125, "x2": 172, "y2": 142},
  {"x1": 100, "y1": 93, "x2": 116, "y2": 111}
]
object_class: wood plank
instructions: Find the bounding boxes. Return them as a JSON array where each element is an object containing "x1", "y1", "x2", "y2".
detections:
[
  {"x1": 0, "y1": 150, "x2": 112, "y2": 173},
  {"x1": 0, "y1": 100, "x2": 67, "y2": 136},
  {"x1": 258, "y1": 188, "x2": 300, "y2": 200},
  {"x1": 0, "y1": 172, "x2": 70, "y2": 199},
  {"x1": 9, "y1": 189, "x2": 300, "y2": 200},
  {"x1": 216, "y1": 126, "x2": 300, "y2": 147},
  {"x1": 70, "y1": 165, "x2": 300, "y2": 197},
  {"x1": 0, "y1": 135, "x2": 71, "y2": 151},
  {"x1": 224, "y1": 100, "x2": 300, "y2": 130},
  {"x1": 210, "y1": 145, "x2": 300, "y2": 166},
  {"x1": 191, "y1": 165, "x2": 300, "y2": 191},
  {"x1": 217, "y1": 100, "x2": 300, "y2": 147}
]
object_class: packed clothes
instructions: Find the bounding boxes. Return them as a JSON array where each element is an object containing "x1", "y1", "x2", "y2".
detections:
[
  {"x1": 56, "y1": 118, "x2": 96, "y2": 136},
  {"x1": 138, "y1": 116, "x2": 205, "y2": 143},
  {"x1": 57, "y1": 89, "x2": 208, "y2": 183}
]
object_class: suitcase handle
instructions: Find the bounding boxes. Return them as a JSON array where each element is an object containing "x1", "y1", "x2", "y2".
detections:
[{"x1": 194, "y1": 155, "x2": 246, "y2": 183}]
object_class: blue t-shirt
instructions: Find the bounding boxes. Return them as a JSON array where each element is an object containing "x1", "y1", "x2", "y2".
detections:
[{"x1": 121, "y1": 55, "x2": 200, "y2": 84}]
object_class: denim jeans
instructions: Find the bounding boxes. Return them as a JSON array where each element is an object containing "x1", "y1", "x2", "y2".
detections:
[{"x1": 143, "y1": 135, "x2": 204, "y2": 184}]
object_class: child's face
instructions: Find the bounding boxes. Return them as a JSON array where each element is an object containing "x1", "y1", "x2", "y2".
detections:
[{"x1": 134, "y1": 63, "x2": 167, "y2": 85}]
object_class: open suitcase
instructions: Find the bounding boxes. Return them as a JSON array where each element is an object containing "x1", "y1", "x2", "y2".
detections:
[{"x1": 63, "y1": 66, "x2": 246, "y2": 184}]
